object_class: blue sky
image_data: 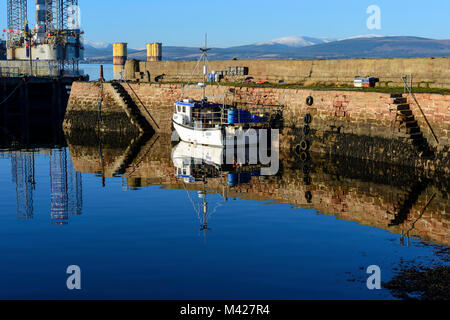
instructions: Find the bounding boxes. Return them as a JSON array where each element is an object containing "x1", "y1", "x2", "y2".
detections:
[{"x1": 2, "y1": 0, "x2": 449, "y2": 48}]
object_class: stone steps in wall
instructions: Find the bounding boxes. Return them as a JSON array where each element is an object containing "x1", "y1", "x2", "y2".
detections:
[
  {"x1": 402, "y1": 115, "x2": 415, "y2": 122},
  {"x1": 390, "y1": 93, "x2": 433, "y2": 155},
  {"x1": 406, "y1": 126, "x2": 421, "y2": 134},
  {"x1": 112, "y1": 81, "x2": 159, "y2": 132},
  {"x1": 404, "y1": 120, "x2": 418, "y2": 128},
  {"x1": 396, "y1": 103, "x2": 410, "y2": 111},
  {"x1": 390, "y1": 95, "x2": 427, "y2": 144},
  {"x1": 110, "y1": 82, "x2": 153, "y2": 133},
  {"x1": 408, "y1": 132, "x2": 424, "y2": 140},
  {"x1": 392, "y1": 97, "x2": 408, "y2": 104}
]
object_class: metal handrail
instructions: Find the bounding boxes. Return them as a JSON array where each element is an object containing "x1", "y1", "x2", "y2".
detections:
[{"x1": 402, "y1": 76, "x2": 439, "y2": 144}]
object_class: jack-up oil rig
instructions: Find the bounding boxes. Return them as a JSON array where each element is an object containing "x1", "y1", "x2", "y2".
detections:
[
  {"x1": 0, "y1": 1, "x2": 88, "y2": 135},
  {"x1": 1, "y1": 0, "x2": 84, "y2": 76}
]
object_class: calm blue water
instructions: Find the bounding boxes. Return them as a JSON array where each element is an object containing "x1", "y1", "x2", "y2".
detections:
[
  {"x1": 0, "y1": 142, "x2": 447, "y2": 299},
  {"x1": 80, "y1": 63, "x2": 114, "y2": 81}
]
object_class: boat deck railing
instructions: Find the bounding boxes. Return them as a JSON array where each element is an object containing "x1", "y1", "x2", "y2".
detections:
[
  {"x1": 191, "y1": 110, "x2": 228, "y2": 127},
  {"x1": 190, "y1": 105, "x2": 279, "y2": 128}
]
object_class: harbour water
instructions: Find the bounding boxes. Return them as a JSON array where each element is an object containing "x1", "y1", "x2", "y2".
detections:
[
  {"x1": 0, "y1": 66, "x2": 447, "y2": 300},
  {"x1": 81, "y1": 64, "x2": 114, "y2": 82},
  {"x1": 0, "y1": 127, "x2": 448, "y2": 300}
]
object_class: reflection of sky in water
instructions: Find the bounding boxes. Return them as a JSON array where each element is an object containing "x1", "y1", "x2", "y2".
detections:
[
  {"x1": 0, "y1": 142, "x2": 447, "y2": 299},
  {"x1": 80, "y1": 63, "x2": 114, "y2": 81}
]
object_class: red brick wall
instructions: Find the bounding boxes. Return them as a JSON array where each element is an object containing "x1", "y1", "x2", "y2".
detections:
[
  {"x1": 65, "y1": 82, "x2": 450, "y2": 173},
  {"x1": 67, "y1": 81, "x2": 121, "y2": 112},
  {"x1": 117, "y1": 83, "x2": 449, "y2": 148}
]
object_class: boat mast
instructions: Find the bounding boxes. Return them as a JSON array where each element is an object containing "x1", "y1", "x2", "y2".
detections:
[{"x1": 200, "y1": 34, "x2": 210, "y2": 100}]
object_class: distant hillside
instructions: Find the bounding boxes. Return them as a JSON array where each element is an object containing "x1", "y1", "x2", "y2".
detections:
[
  {"x1": 84, "y1": 36, "x2": 450, "y2": 63},
  {"x1": 286, "y1": 36, "x2": 450, "y2": 59},
  {"x1": 83, "y1": 40, "x2": 138, "y2": 61}
]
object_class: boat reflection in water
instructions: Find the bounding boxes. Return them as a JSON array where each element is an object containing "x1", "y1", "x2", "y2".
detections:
[
  {"x1": 63, "y1": 131, "x2": 449, "y2": 246},
  {"x1": 172, "y1": 141, "x2": 276, "y2": 234}
]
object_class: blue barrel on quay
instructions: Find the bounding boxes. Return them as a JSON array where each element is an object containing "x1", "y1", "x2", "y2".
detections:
[
  {"x1": 228, "y1": 110, "x2": 237, "y2": 124},
  {"x1": 227, "y1": 173, "x2": 238, "y2": 187}
]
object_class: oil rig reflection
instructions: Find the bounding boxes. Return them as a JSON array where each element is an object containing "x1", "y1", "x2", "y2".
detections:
[{"x1": 7, "y1": 147, "x2": 82, "y2": 224}]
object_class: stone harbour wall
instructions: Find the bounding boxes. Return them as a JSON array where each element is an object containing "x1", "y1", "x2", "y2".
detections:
[
  {"x1": 65, "y1": 81, "x2": 450, "y2": 173},
  {"x1": 133, "y1": 57, "x2": 450, "y2": 89},
  {"x1": 64, "y1": 81, "x2": 141, "y2": 134}
]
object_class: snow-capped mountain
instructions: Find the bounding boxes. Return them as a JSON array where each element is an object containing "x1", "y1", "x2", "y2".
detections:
[
  {"x1": 255, "y1": 34, "x2": 385, "y2": 47},
  {"x1": 83, "y1": 35, "x2": 448, "y2": 62},
  {"x1": 83, "y1": 35, "x2": 385, "y2": 53},
  {"x1": 83, "y1": 40, "x2": 111, "y2": 50},
  {"x1": 83, "y1": 40, "x2": 140, "y2": 59},
  {"x1": 338, "y1": 34, "x2": 385, "y2": 41},
  {"x1": 255, "y1": 36, "x2": 334, "y2": 47}
]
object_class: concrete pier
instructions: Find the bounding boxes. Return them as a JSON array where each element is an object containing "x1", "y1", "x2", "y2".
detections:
[{"x1": 129, "y1": 57, "x2": 450, "y2": 89}]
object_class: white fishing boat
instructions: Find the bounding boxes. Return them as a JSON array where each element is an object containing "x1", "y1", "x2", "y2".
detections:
[{"x1": 172, "y1": 36, "x2": 281, "y2": 147}]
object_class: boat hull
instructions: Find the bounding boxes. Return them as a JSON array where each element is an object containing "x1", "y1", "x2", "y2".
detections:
[
  {"x1": 173, "y1": 121, "x2": 261, "y2": 147},
  {"x1": 172, "y1": 141, "x2": 225, "y2": 167},
  {"x1": 173, "y1": 121, "x2": 224, "y2": 146}
]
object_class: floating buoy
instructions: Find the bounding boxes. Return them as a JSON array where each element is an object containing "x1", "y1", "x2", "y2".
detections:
[
  {"x1": 304, "y1": 113, "x2": 312, "y2": 124},
  {"x1": 306, "y1": 96, "x2": 314, "y2": 106}
]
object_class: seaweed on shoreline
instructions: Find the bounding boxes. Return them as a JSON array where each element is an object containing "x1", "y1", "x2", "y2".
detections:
[{"x1": 383, "y1": 265, "x2": 450, "y2": 300}]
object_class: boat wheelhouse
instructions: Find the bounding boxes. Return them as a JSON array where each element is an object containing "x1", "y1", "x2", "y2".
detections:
[
  {"x1": 172, "y1": 36, "x2": 281, "y2": 147},
  {"x1": 173, "y1": 98, "x2": 276, "y2": 147}
]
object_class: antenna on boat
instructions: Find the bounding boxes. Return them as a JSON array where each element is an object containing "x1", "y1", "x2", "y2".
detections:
[
  {"x1": 185, "y1": 34, "x2": 211, "y2": 99},
  {"x1": 199, "y1": 33, "x2": 210, "y2": 100}
]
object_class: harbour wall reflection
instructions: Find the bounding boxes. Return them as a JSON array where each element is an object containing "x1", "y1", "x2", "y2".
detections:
[{"x1": 66, "y1": 131, "x2": 449, "y2": 246}]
